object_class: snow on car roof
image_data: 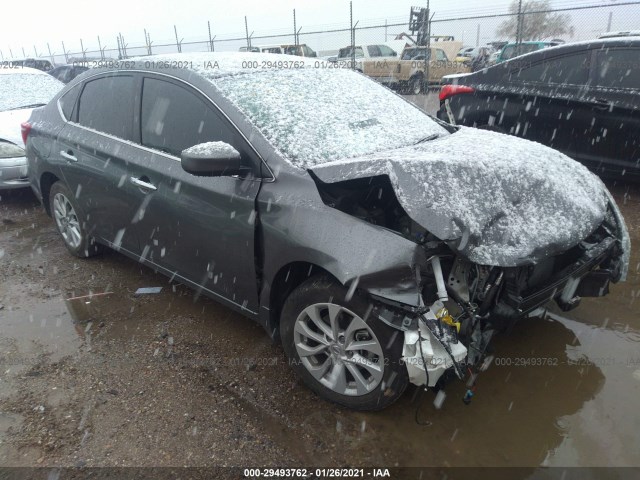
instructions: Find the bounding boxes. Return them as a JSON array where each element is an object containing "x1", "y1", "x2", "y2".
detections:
[
  {"x1": 130, "y1": 52, "x2": 447, "y2": 168},
  {"x1": 0, "y1": 68, "x2": 63, "y2": 111}
]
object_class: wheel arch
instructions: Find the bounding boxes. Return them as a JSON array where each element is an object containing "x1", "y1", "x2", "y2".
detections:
[
  {"x1": 40, "y1": 172, "x2": 61, "y2": 217},
  {"x1": 264, "y1": 261, "x2": 340, "y2": 343}
]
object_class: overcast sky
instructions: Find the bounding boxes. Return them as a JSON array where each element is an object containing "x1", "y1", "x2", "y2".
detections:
[{"x1": 2, "y1": 0, "x2": 638, "y2": 59}]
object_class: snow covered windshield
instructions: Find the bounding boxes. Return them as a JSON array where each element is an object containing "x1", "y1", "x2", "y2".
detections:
[
  {"x1": 214, "y1": 69, "x2": 447, "y2": 168},
  {"x1": 0, "y1": 72, "x2": 63, "y2": 112}
]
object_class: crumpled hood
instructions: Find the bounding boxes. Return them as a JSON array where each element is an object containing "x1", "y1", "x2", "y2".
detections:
[{"x1": 310, "y1": 127, "x2": 611, "y2": 267}]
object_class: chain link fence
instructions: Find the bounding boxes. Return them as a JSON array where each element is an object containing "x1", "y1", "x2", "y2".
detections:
[{"x1": 2, "y1": 1, "x2": 640, "y2": 64}]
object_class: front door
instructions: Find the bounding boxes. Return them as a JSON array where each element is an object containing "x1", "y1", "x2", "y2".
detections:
[{"x1": 127, "y1": 76, "x2": 262, "y2": 313}]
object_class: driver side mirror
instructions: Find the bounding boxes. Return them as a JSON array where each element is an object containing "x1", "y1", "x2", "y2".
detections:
[{"x1": 181, "y1": 142, "x2": 242, "y2": 177}]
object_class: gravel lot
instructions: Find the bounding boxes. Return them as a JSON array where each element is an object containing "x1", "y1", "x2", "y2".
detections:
[{"x1": 1, "y1": 128, "x2": 639, "y2": 473}]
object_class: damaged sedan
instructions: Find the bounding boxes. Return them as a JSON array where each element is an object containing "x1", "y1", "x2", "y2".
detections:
[{"x1": 24, "y1": 53, "x2": 629, "y2": 410}]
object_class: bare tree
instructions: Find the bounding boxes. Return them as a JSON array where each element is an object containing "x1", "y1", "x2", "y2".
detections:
[{"x1": 497, "y1": 0, "x2": 575, "y2": 41}]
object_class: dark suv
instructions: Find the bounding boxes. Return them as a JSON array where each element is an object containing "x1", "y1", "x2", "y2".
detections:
[{"x1": 437, "y1": 38, "x2": 640, "y2": 181}]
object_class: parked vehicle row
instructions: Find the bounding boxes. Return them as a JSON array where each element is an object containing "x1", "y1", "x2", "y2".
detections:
[
  {"x1": 0, "y1": 67, "x2": 63, "y2": 189},
  {"x1": 19, "y1": 52, "x2": 630, "y2": 411},
  {"x1": 438, "y1": 36, "x2": 640, "y2": 181}
]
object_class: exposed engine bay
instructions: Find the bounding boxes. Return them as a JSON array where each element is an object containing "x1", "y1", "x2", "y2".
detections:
[{"x1": 312, "y1": 172, "x2": 629, "y2": 398}]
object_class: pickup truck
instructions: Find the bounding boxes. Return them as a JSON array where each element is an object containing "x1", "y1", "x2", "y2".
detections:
[{"x1": 361, "y1": 42, "x2": 470, "y2": 94}]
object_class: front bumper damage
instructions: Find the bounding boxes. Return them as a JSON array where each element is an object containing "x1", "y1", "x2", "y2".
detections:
[{"x1": 372, "y1": 206, "x2": 629, "y2": 392}]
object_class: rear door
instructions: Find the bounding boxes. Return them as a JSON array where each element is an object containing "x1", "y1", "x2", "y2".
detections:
[
  {"x1": 55, "y1": 73, "x2": 141, "y2": 254},
  {"x1": 586, "y1": 47, "x2": 640, "y2": 178},
  {"x1": 128, "y1": 75, "x2": 262, "y2": 313}
]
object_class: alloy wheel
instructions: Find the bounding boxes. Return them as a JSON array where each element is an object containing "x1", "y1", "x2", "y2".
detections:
[
  {"x1": 293, "y1": 303, "x2": 385, "y2": 396},
  {"x1": 52, "y1": 192, "x2": 82, "y2": 249}
]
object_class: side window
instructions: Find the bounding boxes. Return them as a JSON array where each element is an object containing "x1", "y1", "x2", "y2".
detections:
[
  {"x1": 378, "y1": 45, "x2": 397, "y2": 57},
  {"x1": 367, "y1": 45, "x2": 382, "y2": 57},
  {"x1": 141, "y1": 78, "x2": 237, "y2": 158},
  {"x1": 593, "y1": 49, "x2": 639, "y2": 90},
  {"x1": 436, "y1": 49, "x2": 448, "y2": 61},
  {"x1": 59, "y1": 83, "x2": 82, "y2": 121},
  {"x1": 511, "y1": 53, "x2": 590, "y2": 85},
  {"x1": 501, "y1": 46, "x2": 515, "y2": 60},
  {"x1": 77, "y1": 75, "x2": 135, "y2": 140}
]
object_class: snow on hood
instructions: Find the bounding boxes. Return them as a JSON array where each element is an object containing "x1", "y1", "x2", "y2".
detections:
[{"x1": 310, "y1": 127, "x2": 609, "y2": 267}]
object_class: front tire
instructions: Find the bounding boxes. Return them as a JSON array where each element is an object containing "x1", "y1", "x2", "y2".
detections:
[
  {"x1": 280, "y1": 276, "x2": 408, "y2": 410},
  {"x1": 49, "y1": 181, "x2": 102, "y2": 258}
]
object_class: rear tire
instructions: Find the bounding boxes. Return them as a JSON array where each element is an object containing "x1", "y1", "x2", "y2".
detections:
[
  {"x1": 280, "y1": 275, "x2": 409, "y2": 411},
  {"x1": 49, "y1": 181, "x2": 102, "y2": 258}
]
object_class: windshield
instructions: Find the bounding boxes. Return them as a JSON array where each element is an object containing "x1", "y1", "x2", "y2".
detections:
[
  {"x1": 338, "y1": 47, "x2": 364, "y2": 59},
  {"x1": 0, "y1": 72, "x2": 63, "y2": 111},
  {"x1": 214, "y1": 68, "x2": 446, "y2": 168},
  {"x1": 401, "y1": 48, "x2": 429, "y2": 60}
]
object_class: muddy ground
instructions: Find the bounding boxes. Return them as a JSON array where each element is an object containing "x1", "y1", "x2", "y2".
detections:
[{"x1": 1, "y1": 177, "x2": 639, "y2": 475}]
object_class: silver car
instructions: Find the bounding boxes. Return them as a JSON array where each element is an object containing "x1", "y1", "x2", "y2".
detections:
[{"x1": 0, "y1": 66, "x2": 63, "y2": 190}]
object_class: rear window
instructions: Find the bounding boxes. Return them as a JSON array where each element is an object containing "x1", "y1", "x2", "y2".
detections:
[
  {"x1": 59, "y1": 83, "x2": 81, "y2": 120},
  {"x1": 77, "y1": 75, "x2": 135, "y2": 140},
  {"x1": 593, "y1": 48, "x2": 640, "y2": 90},
  {"x1": 338, "y1": 47, "x2": 364, "y2": 59}
]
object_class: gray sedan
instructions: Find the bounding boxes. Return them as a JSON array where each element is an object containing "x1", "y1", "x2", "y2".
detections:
[{"x1": 24, "y1": 53, "x2": 629, "y2": 410}]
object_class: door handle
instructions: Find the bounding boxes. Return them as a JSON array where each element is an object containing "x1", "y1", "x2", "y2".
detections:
[
  {"x1": 60, "y1": 150, "x2": 77, "y2": 162},
  {"x1": 130, "y1": 176, "x2": 157, "y2": 191}
]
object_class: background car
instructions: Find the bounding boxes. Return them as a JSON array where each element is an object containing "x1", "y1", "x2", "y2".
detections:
[
  {"x1": 247, "y1": 44, "x2": 317, "y2": 57},
  {"x1": 437, "y1": 37, "x2": 640, "y2": 181},
  {"x1": 495, "y1": 40, "x2": 562, "y2": 63},
  {"x1": 24, "y1": 53, "x2": 629, "y2": 411},
  {"x1": 0, "y1": 67, "x2": 63, "y2": 190},
  {"x1": 49, "y1": 64, "x2": 90, "y2": 84}
]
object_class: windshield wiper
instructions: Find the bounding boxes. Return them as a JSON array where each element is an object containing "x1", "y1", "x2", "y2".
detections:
[
  {"x1": 414, "y1": 134, "x2": 441, "y2": 145},
  {"x1": 8, "y1": 103, "x2": 46, "y2": 111}
]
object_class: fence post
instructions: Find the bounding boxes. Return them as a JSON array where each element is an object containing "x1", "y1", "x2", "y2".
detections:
[
  {"x1": 607, "y1": 12, "x2": 613, "y2": 32},
  {"x1": 61, "y1": 42, "x2": 68, "y2": 63},
  {"x1": 476, "y1": 24, "x2": 480, "y2": 47},
  {"x1": 516, "y1": 0, "x2": 523, "y2": 44},
  {"x1": 33, "y1": 45, "x2": 39, "y2": 57},
  {"x1": 121, "y1": 34, "x2": 128, "y2": 58},
  {"x1": 208, "y1": 21, "x2": 215, "y2": 52},
  {"x1": 0, "y1": 50, "x2": 3, "y2": 61},
  {"x1": 22, "y1": 47, "x2": 27, "y2": 58},
  {"x1": 10, "y1": 48, "x2": 14, "y2": 59},
  {"x1": 293, "y1": 9, "x2": 297, "y2": 45},
  {"x1": 145, "y1": 29, "x2": 153, "y2": 55},
  {"x1": 174, "y1": 26, "x2": 183, "y2": 53},
  {"x1": 80, "y1": 38, "x2": 87, "y2": 61},
  {"x1": 350, "y1": 1, "x2": 355, "y2": 70},
  {"x1": 245, "y1": 16, "x2": 251, "y2": 49}
]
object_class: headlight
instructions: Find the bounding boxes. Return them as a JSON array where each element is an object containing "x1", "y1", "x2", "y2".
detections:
[{"x1": 0, "y1": 141, "x2": 25, "y2": 159}]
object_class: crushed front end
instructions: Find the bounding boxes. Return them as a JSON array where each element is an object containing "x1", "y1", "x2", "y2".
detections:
[{"x1": 371, "y1": 198, "x2": 629, "y2": 395}]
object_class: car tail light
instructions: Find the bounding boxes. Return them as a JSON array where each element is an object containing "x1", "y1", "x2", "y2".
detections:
[
  {"x1": 439, "y1": 85, "x2": 475, "y2": 102},
  {"x1": 21, "y1": 122, "x2": 32, "y2": 145}
]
